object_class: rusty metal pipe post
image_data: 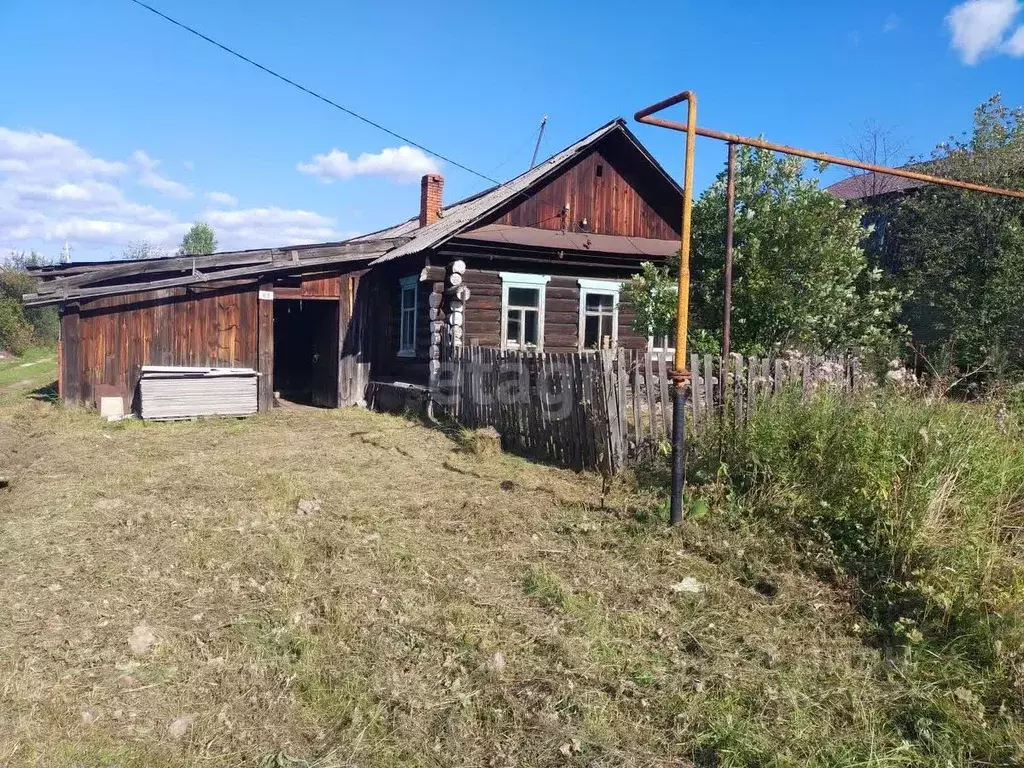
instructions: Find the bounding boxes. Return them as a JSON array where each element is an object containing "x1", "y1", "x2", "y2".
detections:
[
  {"x1": 635, "y1": 88, "x2": 1024, "y2": 529},
  {"x1": 636, "y1": 109, "x2": 1024, "y2": 201},
  {"x1": 722, "y1": 142, "x2": 736, "y2": 360},
  {"x1": 637, "y1": 90, "x2": 697, "y2": 526}
]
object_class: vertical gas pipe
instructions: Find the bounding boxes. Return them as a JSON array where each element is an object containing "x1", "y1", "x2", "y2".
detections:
[
  {"x1": 722, "y1": 143, "x2": 736, "y2": 361},
  {"x1": 669, "y1": 93, "x2": 697, "y2": 526}
]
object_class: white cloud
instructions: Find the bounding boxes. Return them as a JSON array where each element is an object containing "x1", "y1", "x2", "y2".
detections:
[
  {"x1": 947, "y1": 0, "x2": 1023, "y2": 64},
  {"x1": 206, "y1": 191, "x2": 238, "y2": 207},
  {"x1": 883, "y1": 14, "x2": 900, "y2": 32},
  {"x1": 131, "y1": 148, "x2": 192, "y2": 199},
  {"x1": 1005, "y1": 23, "x2": 1024, "y2": 52},
  {"x1": 0, "y1": 127, "x2": 126, "y2": 183},
  {"x1": 204, "y1": 207, "x2": 340, "y2": 250},
  {"x1": 0, "y1": 126, "x2": 345, "y2": 259},
  {"x1": 0, "y1": 129, "x2": 186, "y2": 253},
  {"x1": 139, "y1": 170, "x2": 192, "y2": 199},
  {"x1": 131, "y1": 149, "x2": 158, "y2": 172},
  {"x1": 297, "y1": 145, "x2": 440, "y2": 183}
]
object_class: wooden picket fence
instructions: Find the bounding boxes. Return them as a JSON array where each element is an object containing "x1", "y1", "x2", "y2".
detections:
[
  {"x1": 438, "y1": 346, "x2": 627, "y2": 474},
  {"x1": 438, "y1": 346, "x2": 860, "y2": 474},
  {"x1": 631, "y1": 350, "x2": 863, "y2": 445}
]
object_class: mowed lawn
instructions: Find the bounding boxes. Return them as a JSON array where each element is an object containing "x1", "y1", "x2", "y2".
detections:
[{"x1": 0, "y1": 357, "x2": 933, "y2": 768}]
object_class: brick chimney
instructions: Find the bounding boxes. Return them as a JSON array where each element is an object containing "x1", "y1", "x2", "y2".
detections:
[{"x1": 419, "y1": 174, "x2": 444, "y2": 227}]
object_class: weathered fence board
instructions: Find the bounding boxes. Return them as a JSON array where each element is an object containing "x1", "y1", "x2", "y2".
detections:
[{"x1": 439, "y1": 347, "x2": 859, "y2": 474}]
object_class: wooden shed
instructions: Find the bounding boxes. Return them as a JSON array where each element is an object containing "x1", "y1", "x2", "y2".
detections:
[{"x1": 26, "y1": 118, "x2": 682, "y2": 414}]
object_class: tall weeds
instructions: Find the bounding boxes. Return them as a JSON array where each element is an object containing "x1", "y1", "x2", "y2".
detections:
[{"x1": 689, "y1": 390, "x2": 1024, "y2": 761}]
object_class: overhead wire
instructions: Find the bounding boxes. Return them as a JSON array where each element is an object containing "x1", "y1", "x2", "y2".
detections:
[
  {"x1": 125, "y1": 0, "x2": 501, "y2": 185},
  {"x1": 124, "y1": 1, "x2": 662, "y2": 239}
]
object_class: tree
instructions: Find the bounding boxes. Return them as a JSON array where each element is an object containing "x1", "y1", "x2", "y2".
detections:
[
  {"x1": 178, "y1": 222, "x2": 217, "y2": 256},
  {"x1": 840, "y1": 120, "x2": 910, "y2": 199},
  {"x1": 888, "y1": 95, "x2": 1024, "y2": 378},
  {"x1": 122, "y1": 241, "x2": 160, "y2": 261},
  {"x1": 0, "y1": 251, "x2": 59, "y2": 355},
  {"x1": 624, "y1": 146, "x2": 903, "y2": 358}
]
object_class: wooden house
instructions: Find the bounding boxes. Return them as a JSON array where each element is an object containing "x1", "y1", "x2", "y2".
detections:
[{"x1": 25, "y1": 118, "x2": 682, "y2": 413}]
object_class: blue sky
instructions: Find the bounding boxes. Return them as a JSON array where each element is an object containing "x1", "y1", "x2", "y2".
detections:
[{"x1": 1, "y1": 0, "x2": 1022, "y2": 261}]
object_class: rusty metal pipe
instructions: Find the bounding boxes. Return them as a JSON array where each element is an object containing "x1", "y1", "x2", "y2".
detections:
[
  {"x1": 675, "y1": 93, "x2": 697, "y2": 377},
  {"x1": 653, "y1": 91, "x2": 698, "y2": 527},
  {"x1": 722, "y1": 143, "x2": 736, "y2": 360},
  {"x1": 635, "y1": 106, "x2": 1024, "y2": 201}
]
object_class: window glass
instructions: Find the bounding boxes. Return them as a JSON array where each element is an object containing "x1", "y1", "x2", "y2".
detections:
[
  {"x1": 508, "y1": 287, "x2": 539, "y2": 307},
  {"x1": 501, "y1": 274, "x2": 548, "y2": 350},
  {"x1": 505, "y1": 309, "x2": 521, "y2": 342},
  {"x1": 524, "y1": 310, "x2": 539, "y2": 345},
  {"x1": 586, "y1": 293, "x2": 613, "y2": 312},
  {"x1": 398, "y1": 278, "x2": 417, "y2": 355},
  {"x1": 584, "y1": 315, "x2": 601, "y2": 348}
]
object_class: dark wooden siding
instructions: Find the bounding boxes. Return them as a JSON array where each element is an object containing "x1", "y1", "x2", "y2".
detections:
[
  {"x1": 490, "y1": 147, "x2": 679, "y2": 240},
  {"x1": 460, "y1": 265, "x2": 647, "y2": 354},
  {"x1": 357, "y1": 259, "x2": 432, "y2": 385},
  {"x1": 61, "y1": 283, "x2": 258, "y2": 408},
  {"x1": 273, "y1": 273, "x2": 343, "y2": 299}
]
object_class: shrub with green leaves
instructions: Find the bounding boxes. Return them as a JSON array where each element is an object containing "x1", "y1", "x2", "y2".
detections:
[
  {"x1": 690, "y1": 391, "x2": 1024, "y2": 761},
  {"x1": 0, "y1": 254, "x2": 59, "y2": 355}
]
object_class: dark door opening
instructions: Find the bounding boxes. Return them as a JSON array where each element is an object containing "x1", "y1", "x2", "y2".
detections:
[{"x1": 272, "y1": 299, "x2": 339, "y2": 407}]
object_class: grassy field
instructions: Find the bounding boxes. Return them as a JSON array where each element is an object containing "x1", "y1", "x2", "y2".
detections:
[
  {"x1": 0, "y1": 355, "x2": 1020, "y2": 767},
  {"x1": 0, "y1": 346, "x2": 56, "y2": 394}
]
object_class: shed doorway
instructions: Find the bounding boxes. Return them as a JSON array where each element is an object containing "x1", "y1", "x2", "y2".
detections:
[{"x1": 272, "y1": 298, "x2": 339, "y2": 407}]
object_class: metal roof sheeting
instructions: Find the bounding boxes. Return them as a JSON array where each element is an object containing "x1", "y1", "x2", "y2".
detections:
[{"x1": 139, "y1": 366, "x2": 258, "y2": 420}]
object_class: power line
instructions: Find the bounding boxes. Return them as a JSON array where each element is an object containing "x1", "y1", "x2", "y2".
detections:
[
  {"x1": 486, "y1": 122, "x2": 544, "y2": 176},
  {"x1": 125, "y1": 0, "x2": 501, "y2": 185}
]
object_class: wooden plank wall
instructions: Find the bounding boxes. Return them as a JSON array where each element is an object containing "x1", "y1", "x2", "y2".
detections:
[
  {"x1": 492, "y1": 148, "x2": 679, "y2": 239},
  {"x1": 272, "y1": 274, "x2": 343, "y2": 300},
  {"x1": 64, "y1": 284, "x2": 258, "y2": 408},
  {"x1": 460, "y1": 268, "x2": 646, "y2": 353}
]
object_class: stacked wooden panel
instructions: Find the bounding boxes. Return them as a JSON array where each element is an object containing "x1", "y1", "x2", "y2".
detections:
[{"x1": 139, "y1": 366, "x2": 258, "y2": 421}]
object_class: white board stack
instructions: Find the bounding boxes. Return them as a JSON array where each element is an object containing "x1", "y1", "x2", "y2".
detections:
[{"x1": 139, "y1": 366, "x2": 259, "y2": 420}]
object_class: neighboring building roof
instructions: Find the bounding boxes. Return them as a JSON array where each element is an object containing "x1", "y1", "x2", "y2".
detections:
[
  {"x1": 23, "y1": 239, "x2": 404, "y2": 307},
  {"x1": 824, "y1": 158, "x2": 953, "y2": 201},
  {"x1": 824, "y1": 171, "x2": 926, "y2": 201},
  {"x1": 361, "y1": 118, "x2": 681, "y2": 264},
  {"x1": 456, "y1": 224, "x2": 679, "y2": 258}
]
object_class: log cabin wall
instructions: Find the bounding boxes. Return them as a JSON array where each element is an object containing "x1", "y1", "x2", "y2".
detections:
[
  {"x1": 61, "y1": 283, "x2": 259, "y2": 409},
  {"x1": 490, "y1": 137, "x2": 680, "y2": 240},
  {"x1": 454, "y1": 257, "x2": 647, "y2": 353},
  {"x1": 359, "y1": 257, "x2": 433, "y2": 385}
]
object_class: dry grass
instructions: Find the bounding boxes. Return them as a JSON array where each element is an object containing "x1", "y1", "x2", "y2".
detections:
[{"x1": 0, "y1": 372, "x2": 981, "y2": 767}]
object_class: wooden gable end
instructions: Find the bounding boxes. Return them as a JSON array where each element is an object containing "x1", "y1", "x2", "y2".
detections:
[{"x1": 485, "y1": 132, "x2": 681, "y2": 240}]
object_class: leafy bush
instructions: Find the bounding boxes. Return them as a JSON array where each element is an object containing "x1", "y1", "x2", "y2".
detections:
[
  {"x1": 0, "y1": 263, "x2": 59, "y2": 354},
  {"x1": 688, "y1": 391, "x2": 1024, "y2": 761},
  {"x1": 889, "y1": 95, "x2": 1024, "y2": 378}
]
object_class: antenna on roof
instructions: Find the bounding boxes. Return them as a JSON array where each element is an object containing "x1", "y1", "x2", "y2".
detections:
[{"x1": 529, "y1": 115, "x2": 548, "y2": 170}]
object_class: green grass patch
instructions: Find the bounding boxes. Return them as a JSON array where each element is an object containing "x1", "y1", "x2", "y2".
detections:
[{"x1": 0, "y1": 345, "x2": 57, "y2": 392}]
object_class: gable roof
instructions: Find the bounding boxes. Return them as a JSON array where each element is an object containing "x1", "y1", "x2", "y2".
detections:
[
  {"x1": 359, "y1": 118, "x2": 681, "y2": 264},
  {"x1": 24, "y1": 118, "x2": 678, "y2": 306},
  {"x1": 825, "y1": 171, "x2": 926, "y2": 201},
  {"x1": 824, "y1": 159, "x2": 948, "y2": 201}
]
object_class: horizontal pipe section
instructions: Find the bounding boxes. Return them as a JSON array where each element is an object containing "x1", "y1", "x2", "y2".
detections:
[{"x1": 635, "y1": 107, "x2": 1024, "y2": 201}]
